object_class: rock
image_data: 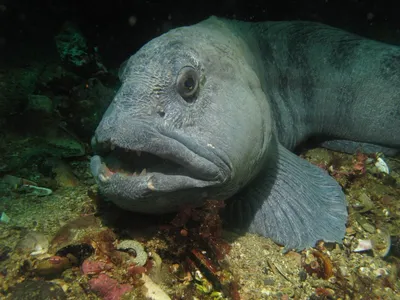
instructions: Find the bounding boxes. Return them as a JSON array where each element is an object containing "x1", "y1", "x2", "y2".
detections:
[
  {"x1": 55, "y1": 22, "x2": 91, "y2": 68},
  {"x1": 67, "y1": 77, "x2": 116, "y2": 138},
  {"x1": 55, "y1": 22, "x2": 107, "y2": 75},
  {"x1": 0, "y1": 245, "x2": 11, "y2": 261},
  {"x1": 141, "y1": 274, "x2": 171, "y2": 300},
  {"x1": 15, "y1": 231, "x2": 49, "y2": 256},
  {"x1": 88, "y1": 273, "x2": 132, "y2": 300},
  {"x1": 0, "y1": 133, "x2": 85, "y2": 172},
  {"x1": 46, "y1": 158, "x2": 79, "y2": 187},
  {"x1": 0, "y1": 64, "x2": 42, "y2": 118},
  {"x1": 33, "y1": 255, "x2": 74, "y2": 277},
  {"x1": 46, "y1": 136, "x2": 85, "y2": 158},
  {"x1": 10, "y1": 280, "x2": 66, "y2": 300},
  {"x1": 26, "y1": 95, "x2": 53, "y2": 114},
  {"x1": 81, "y1": 259, "x2": 113, "y2": 275}
]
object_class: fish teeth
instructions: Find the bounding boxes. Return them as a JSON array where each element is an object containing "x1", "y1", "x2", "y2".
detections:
[
  {"x1": 147, "y1": 180, "x2": 155, "y2": 190},
  {"x1": 110, "y1": 144, "x2": 115, "y2": 151},
  {"x1": 133, "y1": 172, "x2": 137, "y2": 176},
  {"x1": 98, "y1": 173, "x2": 109, "y2": 182},
  {"x1": 140, "y1": 168, "x2": 147, "y2": 176},
  {"x1": 136, "y1": 150, "x2": 141, "y2": 157}
]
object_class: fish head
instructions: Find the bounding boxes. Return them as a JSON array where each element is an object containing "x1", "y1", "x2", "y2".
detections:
[{"x1": 91, "y1": 20, "x2": 273, "y2": 214}]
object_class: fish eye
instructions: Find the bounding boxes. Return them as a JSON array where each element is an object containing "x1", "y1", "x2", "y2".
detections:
[{"x1": 176, "y1": 66, "x2": 199, "y2": 102}]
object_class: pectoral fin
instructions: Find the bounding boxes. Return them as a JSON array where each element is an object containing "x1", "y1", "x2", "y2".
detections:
[{"x1": 225, "y1": 141, "x2": 348, "y2": 251}]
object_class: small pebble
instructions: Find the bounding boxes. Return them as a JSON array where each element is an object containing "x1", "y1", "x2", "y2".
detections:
[
  {"x1": 299, "y1": 270, "x2": 307, "y2": 282},
  {"x1": 263, "y1": 277, "x2": 275, "y2": 285}
]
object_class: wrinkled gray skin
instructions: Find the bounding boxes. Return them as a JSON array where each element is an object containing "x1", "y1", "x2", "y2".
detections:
[{"x1": 91, "y1": 17, "x2": 400, "y2": 250}]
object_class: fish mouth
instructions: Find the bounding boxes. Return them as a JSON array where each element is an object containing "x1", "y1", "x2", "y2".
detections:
[
  {"x1": 90, "y1": 146, "x2": 219, "y2": 185},
  {"x1": 90, "y1": 130, "x2": 229, "y2": 212}
]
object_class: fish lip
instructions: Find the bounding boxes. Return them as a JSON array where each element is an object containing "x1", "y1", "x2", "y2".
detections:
[
  {"x1": 90, "y1": 154, "x2": 217, "y2": 191},
  {"x1": 91, "y1": 126, "x2": 229, "y2": 190},
  {"x1": 91, "y1": 154, "x2": 217, "y2": 214}
]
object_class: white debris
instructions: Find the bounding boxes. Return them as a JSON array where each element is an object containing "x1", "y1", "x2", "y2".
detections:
[
  {"x1": 375, "y1": 157, "x2": 389, "y2": 174},
  {"x1": 374, "y1": 268, "x2": 389, "y2": 278},
  {"x1": 353, "y1": 239, "x2": 373, "y2": 252},
  {"x1": 141, "y1": 274, "x2": 171, "y2": 300}
]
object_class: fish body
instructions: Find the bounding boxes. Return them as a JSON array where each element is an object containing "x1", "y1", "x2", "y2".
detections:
[{"x1": 91, "y1": 17, "x2": 400, "y2": 250}]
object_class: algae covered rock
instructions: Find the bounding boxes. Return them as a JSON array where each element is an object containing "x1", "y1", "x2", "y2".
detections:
[
  {"x1": 10, "y1": 280, "x2": 66, "y2": 300},
  {"x1": 66, "y1": 77, "x2": 117, "y2": 138},
  {"x1": 26, "y1": 95, "x2": 53, "y2": 114},
  {"x1": 55, "y1": 22, "x2": 91, "y2": 68},
  {"x1": 15, "y1": 231, "x2": 49, "y2": 256},
  {"x1": 0, "y1": 64, "x2": 42, "y2": 118},
  {"x1": 55, "y1": 21, "x2": 107, "y2": 75},
  {"x1": 0, "y1": 132, "x2": 85, "y2": 172}
]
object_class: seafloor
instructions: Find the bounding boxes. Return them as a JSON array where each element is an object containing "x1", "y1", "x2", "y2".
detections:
[
  {"x1": 1, "y1": 140, "x2": 399, "y2": 299},
  {"x1": 0, "y1": 24, "x2": 400, "y2": 300}
]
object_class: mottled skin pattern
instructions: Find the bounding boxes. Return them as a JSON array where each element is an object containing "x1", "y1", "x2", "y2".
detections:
[
  {"x1": 91, "y1": 17, "x2": 400, "y2": 250},
  {"x1": 248, "y1": 21, "x2": 400, "y2": 150}
]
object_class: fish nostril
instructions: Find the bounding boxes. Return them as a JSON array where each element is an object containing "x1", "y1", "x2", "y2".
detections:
[{"x1": 158, "y1": 111, "x2": 165, "y2": 117}]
